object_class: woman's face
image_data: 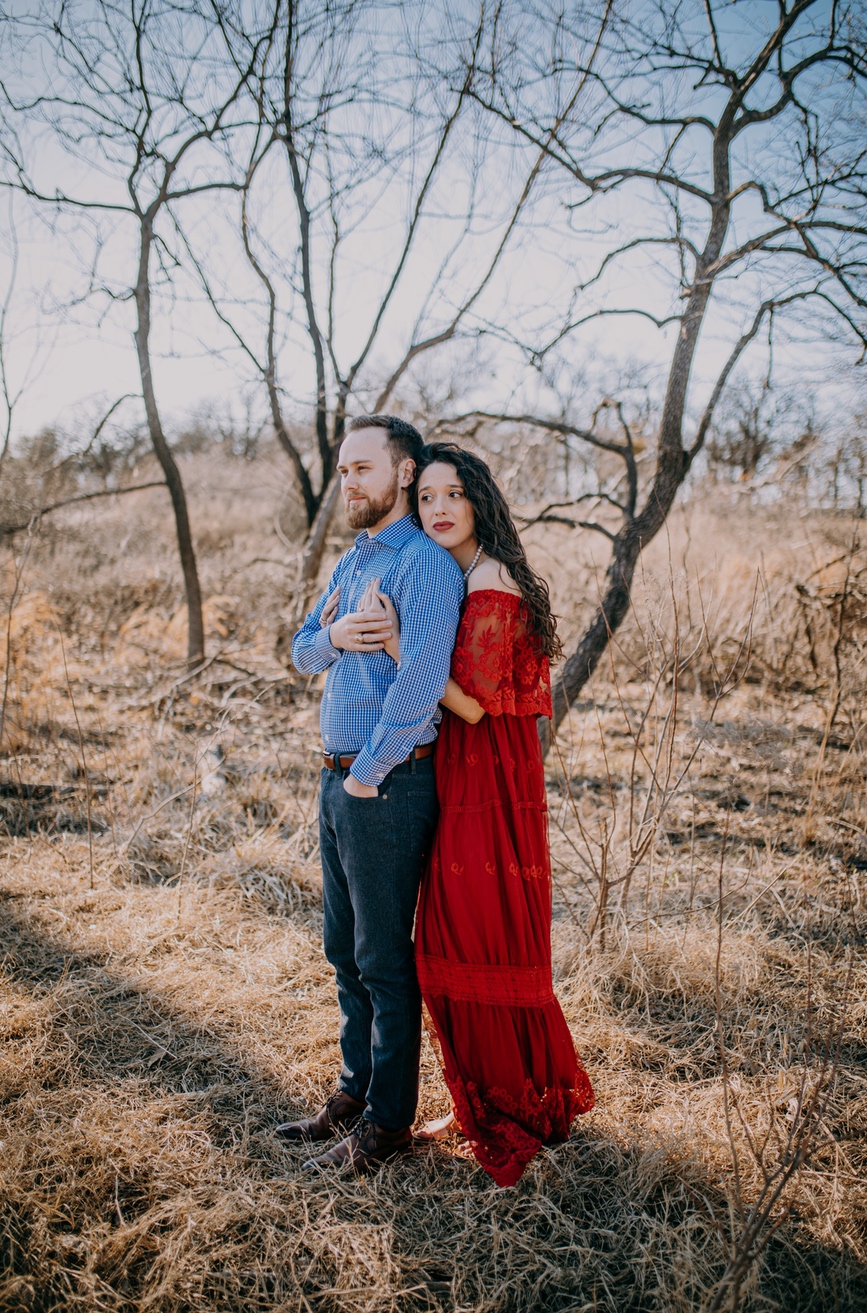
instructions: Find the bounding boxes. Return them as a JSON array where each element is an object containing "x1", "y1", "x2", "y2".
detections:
[{"x1": 417, "y1": 461, "x2": 476, "y2": 553}]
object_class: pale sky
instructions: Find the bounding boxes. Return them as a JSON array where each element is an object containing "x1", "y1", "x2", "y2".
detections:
[
  {"x1": 1, "y1": 0, "x2": 863, "y2": 453},
  {"x1": 2, "y1": 179, "x2": 848, "y2": 452}
]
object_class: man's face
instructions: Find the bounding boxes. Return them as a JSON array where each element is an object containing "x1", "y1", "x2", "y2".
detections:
[{"x1": 337, "y1": 428, "x2": 406, "y2": 531}]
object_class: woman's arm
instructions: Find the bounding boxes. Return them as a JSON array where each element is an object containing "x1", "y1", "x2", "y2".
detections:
[
  {"x1": 441, "y1": 676, "x2": 485, "y2": 724},
  {"x1": 339, "y1": 582, "x2": 484, "y2": 722}
]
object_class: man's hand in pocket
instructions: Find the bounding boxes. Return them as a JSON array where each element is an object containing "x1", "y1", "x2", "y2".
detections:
[{"x1": 344, "y1": 773, "x2": 378, "y2": 799}]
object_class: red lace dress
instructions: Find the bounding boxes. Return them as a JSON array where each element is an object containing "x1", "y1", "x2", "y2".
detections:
[{"x1": 416, "y1": 590, "x2": 595, "y2": 1187}]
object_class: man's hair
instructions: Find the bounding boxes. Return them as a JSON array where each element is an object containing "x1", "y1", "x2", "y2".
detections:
[{"x1": 345, "y1": 414, "x2": 424, "y2": 468}]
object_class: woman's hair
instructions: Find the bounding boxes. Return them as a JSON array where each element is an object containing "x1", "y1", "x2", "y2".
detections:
[{"x1": 412, "y1": 442, "x2": 562, "y2": 660}]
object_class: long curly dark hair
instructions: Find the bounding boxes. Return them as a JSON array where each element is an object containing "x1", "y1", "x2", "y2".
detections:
[{"x1": 411, "y1": 442, "x2": 562, "y2": 660}]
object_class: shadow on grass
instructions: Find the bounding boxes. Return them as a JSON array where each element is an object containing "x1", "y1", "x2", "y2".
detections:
[{"x1": 1, "y1": 891, "x2": 865, "y2": 1313}]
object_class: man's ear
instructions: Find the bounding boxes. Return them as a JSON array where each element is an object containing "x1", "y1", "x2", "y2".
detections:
[{"x1": 398, "y1": 458, "x2": 416, "y2": 490}]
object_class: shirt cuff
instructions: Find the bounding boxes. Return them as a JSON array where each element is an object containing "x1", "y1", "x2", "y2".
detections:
[
  {"x1": 313, "y1": 625, "x2": 340, "y2": 665},
  {"x1": 349, "y1": 746, "x2": 387, "y2": 788}
]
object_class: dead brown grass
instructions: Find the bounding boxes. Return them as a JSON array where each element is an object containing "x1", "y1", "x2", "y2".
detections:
[{"x1": 1, "y1": 457, "x2": 865, "y2": 1312}]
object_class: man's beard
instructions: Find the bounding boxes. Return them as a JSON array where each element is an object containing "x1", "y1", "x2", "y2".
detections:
[{"x1": 345, "y1": 471, "x2": 399, "y2": 530}]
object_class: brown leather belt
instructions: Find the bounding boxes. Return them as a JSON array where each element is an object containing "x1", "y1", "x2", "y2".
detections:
[{"x1": 322, "y1": 742, "x2": 435, "y2": 772}]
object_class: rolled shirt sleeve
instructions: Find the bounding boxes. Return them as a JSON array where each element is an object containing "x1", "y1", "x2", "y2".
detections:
[{"x1": 350, "y1": 544, "x2": 464, "y2": 787}]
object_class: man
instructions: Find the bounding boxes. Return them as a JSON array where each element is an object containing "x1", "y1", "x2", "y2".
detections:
[{"x1": 282, "y1": 414, "x2": 464, "y2": 1173}]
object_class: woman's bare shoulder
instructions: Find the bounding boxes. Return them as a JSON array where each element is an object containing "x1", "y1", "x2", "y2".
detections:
[{"x1": 467, "y1": 558, "x2": 521, "y2": 595}]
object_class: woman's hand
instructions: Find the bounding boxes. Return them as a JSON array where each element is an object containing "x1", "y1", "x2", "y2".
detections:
[
  {"x1": 320, "y1": 586, "x2": 340, "y2": 629},
  {"x1": 359, "y1": 578, "x2": 401, "y2": 662},
  {"x1": 319, "y1": 579, "x2": 399, "y2": 656},
  {"x1": 325, "y1": 580, "x2": 393, "y2": 652},
  {"x1": 441, "y1": 676, "x2": 485, "y2": 724},
  {"x1": 374, "y1": 586, "x2": 401, "y2": 662}
]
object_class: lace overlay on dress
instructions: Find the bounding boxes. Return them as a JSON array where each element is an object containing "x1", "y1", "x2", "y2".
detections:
[
  {"x1": 451, "y1": 590, "x2": 552, "y2": 717},
  {"x1": 450, "y1": 1070, "x2": 596, "y2": 1190}
]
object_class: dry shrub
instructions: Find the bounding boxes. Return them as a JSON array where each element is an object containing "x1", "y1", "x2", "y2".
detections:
[
  {"x1": 0, "y1": 591, "x2": 71, "y2": 751},
  {"x1": 116, "y1": 594, "x2": 242, "y2": 666}
]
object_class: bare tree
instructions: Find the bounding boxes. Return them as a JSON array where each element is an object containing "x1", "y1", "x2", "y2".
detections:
[
  {"x1": 178, "y1": 0, "x2": 612, "y2": 604},
  {"x1": 847, "y1": 419, "x2": 867, "y2": 516},
  {"x1": 706, "y1": 380, "x2": 792, "y2": 484},
  {"x1": 0, "y1": 0, "x2": 261, "y2": 664},
  {"x1": 835, "y1": 372, "x2": 867, "y2": 515},
  {"x1": 0, "y1": 193, "x2": 46, "y2": 478},
  {"x1": 0, "y1": 196, "x2": 20, "y2": 475},
  {"x1": 456, "y1": 0, "x2": 867, "y2": 742}
]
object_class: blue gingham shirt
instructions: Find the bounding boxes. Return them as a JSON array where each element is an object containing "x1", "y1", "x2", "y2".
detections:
[{"x1": 292, "y1": 514, "x2": 465, "y2": 787}]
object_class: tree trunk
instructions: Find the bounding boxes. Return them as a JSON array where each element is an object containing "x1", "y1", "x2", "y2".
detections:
[
  {"x1": 291, "y1": 402, "x2": 352, "y2": 608},
  {"x1": 283, "y1": 8, "x2": 330, "y2": 488},
  {"x1": 550, "y1": 526, "x2": 641, "y2": 729},
  {"x1": 545, "y1": 171, "x2": 730, "y2": 745},
  {"x1": 133, "y1": 219, "x2": 204, "y2": 666},
  {"x1": 266, "y1": 369, "x2": 317, "y2": 525},
  {"x1": 293, "y1": 472, "x2": 341, "y2": 622}
]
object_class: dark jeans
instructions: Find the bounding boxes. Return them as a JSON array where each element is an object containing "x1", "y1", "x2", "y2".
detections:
[{"x1": 319, "y1": 754, "x2": 438, "y2": 1131}]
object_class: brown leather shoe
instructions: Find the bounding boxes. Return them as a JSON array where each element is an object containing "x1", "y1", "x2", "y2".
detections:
[
  {"x1": 302, "y1": 1117, "x2": 413, "y2": 1174},
  {"x1": 274, "y1": 1091, "x2": 365, "y2": 1143}
]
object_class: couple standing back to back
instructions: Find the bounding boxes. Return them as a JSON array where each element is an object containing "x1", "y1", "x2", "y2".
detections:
[{"x1": 285, "y1": 413, "x2": 594, "y2": 1187}]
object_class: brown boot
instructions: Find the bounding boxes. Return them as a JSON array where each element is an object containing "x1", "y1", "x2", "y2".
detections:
[
  {"x1": 302, "y1": 1117, "x2": 413, "y2": 1174},
  {"x1": 274, "y1": 1091, "x2": 365, "y2": 1143}
]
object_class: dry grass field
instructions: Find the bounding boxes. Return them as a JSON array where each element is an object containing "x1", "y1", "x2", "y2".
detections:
[{"x1": 1, "y1": 452, "x2": 865, "y2": 1312}]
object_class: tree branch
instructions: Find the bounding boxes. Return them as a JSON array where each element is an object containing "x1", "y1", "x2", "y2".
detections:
[
  {"x1": 446, "y1": 410, "x2": 631, "y2": 456},
  {"x1": 690, "y1": 292, "x2": 815, "y2": 460},
  {"x1": 0, "y1": 480, "x2": 167, "y2": 537}
]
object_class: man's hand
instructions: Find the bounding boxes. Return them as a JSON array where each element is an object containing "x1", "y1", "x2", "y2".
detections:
[
  {"x1": 329, "y1": 607, "x2": 393, "y2": 652},
  {"x1": 343, "y1": 773, "x2": 378, "y2": 798}
]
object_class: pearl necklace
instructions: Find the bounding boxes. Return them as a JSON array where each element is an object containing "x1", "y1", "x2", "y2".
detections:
[{"x1": 463, "y1": 544, "x2": 483, "y2": 582}]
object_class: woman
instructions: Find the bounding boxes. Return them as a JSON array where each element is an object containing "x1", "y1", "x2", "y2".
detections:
[{"x1": 323, "y1": 443, "x2": 594, "y2": 1186}]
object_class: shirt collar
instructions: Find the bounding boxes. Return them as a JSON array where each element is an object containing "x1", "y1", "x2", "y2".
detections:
[{"x1": 354, "y1": 513, "x2": 418, "y2": 552}]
